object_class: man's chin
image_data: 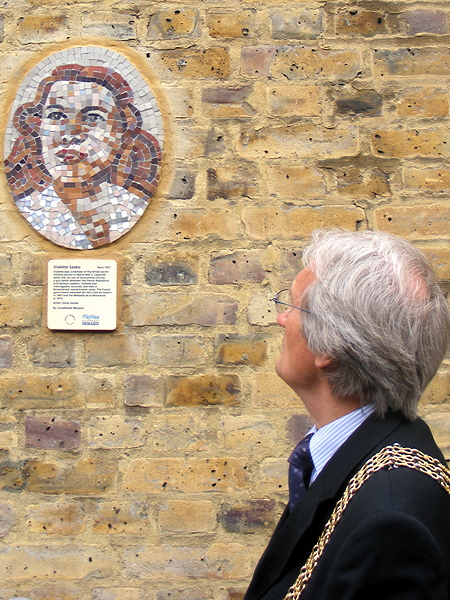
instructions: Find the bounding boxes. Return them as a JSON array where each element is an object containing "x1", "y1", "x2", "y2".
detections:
[{"x1": 274, "y1": 358, "x2": 285, "y2": 381}]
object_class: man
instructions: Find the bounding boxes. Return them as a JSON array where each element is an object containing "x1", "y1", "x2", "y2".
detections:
[{"x1": 245, "y1": 229, "x2": 450, "y2": 600}]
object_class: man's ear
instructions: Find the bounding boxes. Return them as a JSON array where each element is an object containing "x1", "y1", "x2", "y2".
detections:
[{"x1": 315, "y1": 353, "x2": 334, "y2": 369}]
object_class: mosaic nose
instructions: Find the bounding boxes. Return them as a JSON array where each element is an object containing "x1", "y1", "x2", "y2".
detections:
[{"x1": 58, "y1": 118, "x2": 87, "y2": 143}]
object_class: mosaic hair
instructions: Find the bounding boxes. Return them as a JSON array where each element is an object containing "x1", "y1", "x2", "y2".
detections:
[
  {"x1": 5, "y1": 64, "x2": 161, "y2": 200},
  {"x1": 300, "y1": 228, "x2": 450, "y2": 421}
]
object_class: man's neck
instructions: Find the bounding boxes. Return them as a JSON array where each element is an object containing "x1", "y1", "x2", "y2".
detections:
[{"x1": 296, "y1": 383, "x2": 363, "y2": 429}]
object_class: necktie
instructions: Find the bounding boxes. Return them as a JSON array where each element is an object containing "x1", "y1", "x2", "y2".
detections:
[{"x1": 288, "y1": 433, "x2": 314, "y2": 511}]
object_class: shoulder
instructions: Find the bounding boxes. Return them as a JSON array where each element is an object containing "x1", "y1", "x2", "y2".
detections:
[{"x1": 301, "y1": 458, "x2": 450, "y2": 600}]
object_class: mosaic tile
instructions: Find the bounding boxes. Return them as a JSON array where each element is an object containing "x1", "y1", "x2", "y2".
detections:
[{"x1": 4, "y1": 46, "x2": 164, "y2": 250}]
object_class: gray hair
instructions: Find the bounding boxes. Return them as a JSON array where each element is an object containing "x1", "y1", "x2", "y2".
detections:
[{"x1": 301, "y1": 229, "x2": 450, "y2": 421}]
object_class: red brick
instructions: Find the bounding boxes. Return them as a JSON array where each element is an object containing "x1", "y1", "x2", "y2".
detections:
[
  {"x1": 209, "y1": 250, "x2": 266, "y2": 284},
  {"x1": 241, "y1": 47, "x2": 275, "y2": 76},
  {"x1": 0, "y1": 336, "x2": 13, "y2": 368},
  {"x1": 335, "y1": 10, "x2": 388, "y2": 36},
  {"x1": 207, "y1": 165, "x2": 259, "y2": 200},
  {"x1": 399, "y1": 9, "x2": 448, "y2": 35},
  {"x1": 124, "y1": 374, "x2": 165, "y2": 408},
  {"x1": 0, "y1": 502, "x2": 15, "y2": 537},
  {"x1": 220, "y1": 499, "x2": 276, "y2": 533},
  {"x1": 374, "y1": 48, "x2": 450, "y2": 77},
  {"x1": 25, "y1": 416, "x2": 81, "y2": 450}
]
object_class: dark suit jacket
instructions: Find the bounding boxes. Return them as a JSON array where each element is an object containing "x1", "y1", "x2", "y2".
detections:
[{"x1": 244, "y1": 413, "x2": 450, "y2": 600}]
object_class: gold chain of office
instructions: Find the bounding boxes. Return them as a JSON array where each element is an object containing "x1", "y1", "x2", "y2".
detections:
[{"x1": 283, "y1": 444, "x2": 450, "y2": 600}]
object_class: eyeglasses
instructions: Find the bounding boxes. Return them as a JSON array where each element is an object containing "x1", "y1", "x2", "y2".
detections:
[{"x1": 271, "y1": 289, "x2": 312, "y2": 314}]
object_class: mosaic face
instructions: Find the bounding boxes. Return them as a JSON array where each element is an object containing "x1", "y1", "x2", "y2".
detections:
[
  {"x1": 40, "y1": 81, "x2": 123, "y2": 183},
  {"x1": 4, "y1": 47, "x2": 164, "y2": 250}
]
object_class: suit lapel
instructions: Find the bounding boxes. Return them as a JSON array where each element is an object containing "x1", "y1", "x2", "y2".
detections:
[{"x1": 246, "y1": 412, "x2": 405, "y2": 599}]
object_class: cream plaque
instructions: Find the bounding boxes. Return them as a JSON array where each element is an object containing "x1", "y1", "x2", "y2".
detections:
[{"x1": 48, "y1": 259, "x2": 117, "y2": 330}]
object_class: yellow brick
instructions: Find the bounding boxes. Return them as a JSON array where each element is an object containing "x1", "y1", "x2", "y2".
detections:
[
  {"x1": 93, "y1": 501, "x2": 150, "y2": 534},
  {"x1": 422, "y1": 412, "x2": 450, "y2": 455},
  {"x1": 403, "y1": 167, "x2": 450, "y2": 191},
  {"x1": 88, "y1": 416, "x2": 144, "y2": 449},
  {"x1": 166, "y1": 374, "x2": 241, "y2": 406},
  {"x1": 85, "y1": 334, "x2": 141, "y2": 367},
  {"x1": 336, "y1": 166, "x2": 390, "y2": 199},
  {"x1": 0, "y1": 374, "x2": 84, "y2": 410},
  {"x1": 123, "y1": 293, "x2": 237, "y2": 327},
  {"x1": 27, "y1": 503, "x2": 85, "y2": 535},
  {"x1": 336, "y1": 10, "x2": 388, "y2": 36},
  {"x1": 254, "y1": 458, "x2": 288, "y2": 496},
  {"x1": 239, "y1": 124, "x2": 359, "y2": 160},
  {"x1": 267, "y1": 165, "x2": 325, "y2": 198},
  {"x1": 123, "y1": 543, "x2": 251, "y2": 580},
  {"x1": 222, "y1": 415, "x2": 276, "y2": 451},
  {"x1": 164, "y1": 209, "x2": 240, "y2": 241},
  {"x1": 371, "y1": 129, "x2": 450, "y2": 158},
  {"x1": 207, "y1": 10, "x2": 256, "y2": 38},
  {"x1": 17, "y1": 15, "x2": 68, "y2": 43},
  {"x1": 252, "y1": 373, "x2": 304, "y2": 408},
  {"x1": 28, "y1": 582, "x2": 79, "y2": 600},
  {"x1": 421, "y1": 370, "x2": 450, "y2": 405},
  {"x1": 159, "y1": 500, "x2": 216, "y2": 532},
  {"x1": 160, "y1": 47, "x2": 230, "y2": 79},
  {"x1": 150, "y1": 413, "x2": 215, "y2": 454},
  {"x1": 148, "y1": 9, "x2": 199, "y2": 39},
  {"x1": 266, "y1": 85, "x2": 320, "y2": 116},
  {"x1": 396, "y1": 88, "x2": 449, "y2": 117},
  {"x1": 77, "y1": 374, "x2": 115, "y2": 407},
  {"x1": 91, "y1": 590, "x2": 145, "y2": 600},
  {"x1": 0, "y1": 415, "x2": 17, "y2": 450},
  {"x1": 419, "y1": 245, "x2": 450, "y2": 279},
  {"x1": 122, "y1": 457, "x2": 248, "y2": 493},
  {"x1": 373, "y1": 204, "x2": 449, "y2": 237},
  {"x1": 0, "y1": 546, "x2": 114, "y2": 580},
  {"x1": 215, "y1": 335, "x2": 268, "y2": 366},
  {"x1": 0, "y1": 295, "x2": 41, "y2": 327},
  {"x1": 25, "y1": 458, "x2": 117, "y2": 494},
  {"x1": 242, "y1": 205, "x2": 365, "y2": 240},
  {"x1": 271, "y1": 47, "x2": 361, "y2": 80}
]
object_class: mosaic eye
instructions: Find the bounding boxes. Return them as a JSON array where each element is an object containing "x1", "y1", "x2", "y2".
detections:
[
  {"x1": 83, "y1": 111, "x2": 106, "y2": 124},
  {"x1": 46, "y1": 110, "x2": 67, "y2": 121}
]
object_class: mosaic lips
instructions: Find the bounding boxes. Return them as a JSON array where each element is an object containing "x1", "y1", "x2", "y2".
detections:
[{"x1": 55, "y1": 148, "x2": 89, "y2": 164}]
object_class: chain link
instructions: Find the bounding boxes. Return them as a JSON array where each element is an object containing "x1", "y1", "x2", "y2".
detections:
[{"x1": 284, "y1": 444, "x2": 450, "y2": 600}]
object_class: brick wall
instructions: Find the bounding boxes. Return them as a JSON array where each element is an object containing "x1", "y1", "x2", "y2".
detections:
[{"x1": 0, "y1": 1, "x2": 449, "y2": 599}]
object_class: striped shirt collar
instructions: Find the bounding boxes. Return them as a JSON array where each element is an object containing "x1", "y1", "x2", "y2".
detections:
[{"x1": 309, "y1": 403, "x2": 376, "y2": 483}]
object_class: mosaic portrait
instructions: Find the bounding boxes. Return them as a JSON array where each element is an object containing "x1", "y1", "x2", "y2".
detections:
[{"x1": 4, "y1": 47, "x2": 164, "y2": 250}]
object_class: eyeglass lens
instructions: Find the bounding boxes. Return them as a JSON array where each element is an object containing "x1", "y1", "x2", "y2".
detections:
[{"x1": 275, "y1": 289, "x2": 292, "y2": 313}]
